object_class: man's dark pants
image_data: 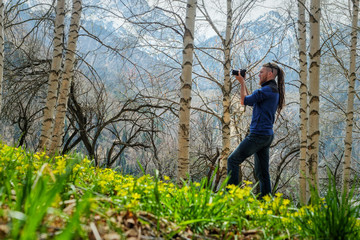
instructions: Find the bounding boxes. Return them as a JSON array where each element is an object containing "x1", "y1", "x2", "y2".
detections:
[{"x1": 227, "y1": 133, "x2": 274, "y2": 198}]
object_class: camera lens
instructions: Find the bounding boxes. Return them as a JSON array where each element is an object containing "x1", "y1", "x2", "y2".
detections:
[{"x1": 240, "y1": 69, "x2": 246, "y2": 77}]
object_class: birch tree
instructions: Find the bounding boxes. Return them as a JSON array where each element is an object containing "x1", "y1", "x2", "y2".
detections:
[
  {"x1": 219, "y1": 0, "x2": 232, "y2": 184},
  {"x1": 38, "y1": 0, "x2": 66, "y2": 151},
  {"x1": 177, "y1": 0, "x2": 197, "y2": 183},
  {"x1": 297, "y1": 0, "x2": 309, "y2": 205},
  {"x1": 49, "y1": 0, "x2": 82, "y2": 155},
  {"x1": 0, "y1": 0, "x2": 4, "y2": 116},
  {"x1": 195, "y1": 0, "x2": 257, "y2": 187},
  {"x1": 342, "y1": 0, "x2": 359, "y2": 194},
  {"x1": 307, "y1": 0, "x2": 321, "y2": 194}
]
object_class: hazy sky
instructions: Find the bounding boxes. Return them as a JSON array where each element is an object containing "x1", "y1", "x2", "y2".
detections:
[{"x1": 249, "y1": 0, "x2": 287, "y2": 18}]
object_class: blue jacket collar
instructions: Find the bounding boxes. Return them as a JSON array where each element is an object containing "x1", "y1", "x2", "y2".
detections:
[{"x1": 261, "y1": 79, "x2": 277, "y2": 87}]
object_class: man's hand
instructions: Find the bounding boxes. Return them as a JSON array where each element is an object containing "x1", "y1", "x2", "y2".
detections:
[
  {"x1": 234, "y1": 72, "x2": 249, "y2": 105},
  {"x1": 235, "y1": 73, "x2": 245, "y2": 85}
]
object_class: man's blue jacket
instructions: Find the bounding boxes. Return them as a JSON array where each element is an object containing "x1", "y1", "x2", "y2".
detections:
[{"x1": 244, "y1": 79, "x2": 279, "y2": 135}]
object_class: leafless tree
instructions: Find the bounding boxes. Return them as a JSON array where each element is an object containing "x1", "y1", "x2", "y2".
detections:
[
  {"x1": 38, "y1": 0, "x2": 66, "y2": 150},
  {"x1": 0, "y1": 0, "x2": 4, "y2": 115},
  {"x1": 49, "y1": 0, "x2": 83, "y2": 155},
  {"x1": 342, "y1": 0, "x2": 359, "y2": 194},
  {"x1": 307, "y1": 0, "x2": 321, "y2": 196},
  {"x1": 177, "y1": 0, "x2": 197, "y2": 183}
]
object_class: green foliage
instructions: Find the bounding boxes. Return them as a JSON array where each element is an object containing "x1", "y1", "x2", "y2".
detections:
[
  {"x1": 0, "y1": 143, "x2": 359, "y2": 239},
  {"x1": 0, "y1": 145, "x2": 90, "y2": 239},
  {"x1": 294, "y1": 170, "x2": 360, "y2": 240}
]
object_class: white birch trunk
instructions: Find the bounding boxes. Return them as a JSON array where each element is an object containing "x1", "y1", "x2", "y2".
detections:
[
  {"x1": 298, "y1": 0, "x2": 309, "y2": 205},
  {"x1": 0, "y1": 0, "x2": 4, "y2": 116},
  {"x1": 177, "y1": 0, "x2": 197, "y2": 183},
  {"x1": 219, "y1": 0, "x2": 233, "y2": 183},
  {"x1": 49, "y1": 0, "x2": 82, "y2": 155},
  {"x1": 307, "y1": 0, "x2": 321, "y2": 195},
  {"x1": 342, "y1": 0, "x2": 359, "y2": 194},
  {"x1": 39, "y1": 0, "x2": 66, "y2": 151}
]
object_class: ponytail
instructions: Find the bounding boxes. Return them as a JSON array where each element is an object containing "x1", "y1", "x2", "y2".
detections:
[
  {"x1": 262, "y1": 62, "x2": 285, "y2": 115},
  {"x1": 277, "y1": 67, "x2": 285, "y2": 115}
]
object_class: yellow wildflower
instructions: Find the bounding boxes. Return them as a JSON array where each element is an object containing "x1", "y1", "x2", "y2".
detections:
[
  {"x1": 275, "y1": 192, "x2": 283, "y2": 198},
  {"x1": 245, "y1": 209, "x2": 254, "y2": 215},
  {"x1": 243, "y1": 180, "x2": 253, "y2": 185},
  {"x1": 131, "y1": 193, "x2": 141, "y2": 200},
  {"x1": 54, "y1": 158, "x2": 66, "y2": 174},
  {"x1": 263, "y1": 195, "x2": 272, "y2": 202},
  {"x1": 281, "y1": 217, "x2": 291, "y2": 224},
  {"x1": 98, "y1": 180, "x2": 107, "y2": 188},
  {"x1": 73, "y1": 164, "x2": 81, "y2": 172},
  {"x1": 283, "y1": 199, "x2": 290, "y2": 206}
]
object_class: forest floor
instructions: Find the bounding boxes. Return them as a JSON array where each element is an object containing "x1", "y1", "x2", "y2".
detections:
[{"x1": 0, "y1": 143, "x2": 359, "y2": 239}]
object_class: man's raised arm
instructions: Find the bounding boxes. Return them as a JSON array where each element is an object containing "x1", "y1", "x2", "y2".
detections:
[{"x1": 235, "y1": 74, "x2": 249, "y2": 105}]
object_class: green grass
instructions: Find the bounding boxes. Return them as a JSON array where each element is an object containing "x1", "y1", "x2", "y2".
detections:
[
  {"x1": 294, "y1": 170, "x2": 360, "y2": 240},
  {"x1": 0, "y1": 143, "x2": 359, "y2": 239}
]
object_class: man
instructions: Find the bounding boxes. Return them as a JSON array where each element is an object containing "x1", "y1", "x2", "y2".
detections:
[{"x1": 227, "y1": 62, "x2": 285, "y2": 198}]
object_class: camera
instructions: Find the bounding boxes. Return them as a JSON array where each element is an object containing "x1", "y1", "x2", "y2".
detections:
[{"x1": 232, "y1": 69, "x2": 246, "y2": 78}]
